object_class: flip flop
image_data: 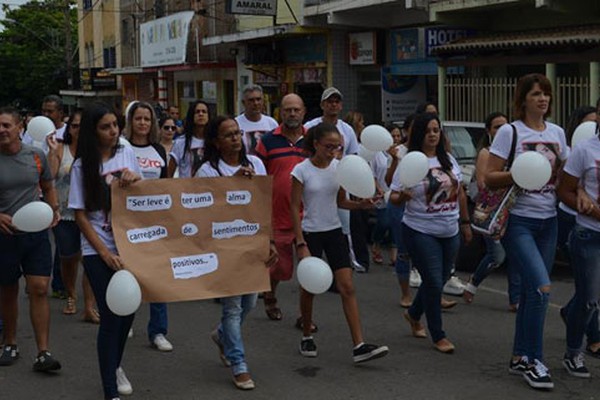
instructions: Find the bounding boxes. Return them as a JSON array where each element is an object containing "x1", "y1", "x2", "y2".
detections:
[{"x1": 264, "y1": 297, "x2": 282, "y2": 321}]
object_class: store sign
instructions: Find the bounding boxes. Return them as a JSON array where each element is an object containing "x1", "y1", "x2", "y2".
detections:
[
  {"x1": 226, "y1": 0, "x2": 277, "y2": 16},
  {"x1": 381, "y1": 67, "x2": 426, "y2": 122},
  {"x1": 140, "y1": 11, "x2": 194, "y2": 67},
  {"x1": 80, "y1": 68, "x2": 117, "y2": 91},
  {"x1": 349, "y1": 32, "x2": 376, "y2": 65}
]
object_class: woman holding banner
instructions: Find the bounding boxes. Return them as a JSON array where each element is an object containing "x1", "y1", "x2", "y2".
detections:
[
  {"x1": 168, "y1": 100, "x2": 210, "y2": 178},
  {"x1": 69, "y1": 102, "x2": 142, "y2": 400},
  {"x1": 124, "y1": 101, "x2": 173, "y2": 353},
  {"x1": 196, "y1": 115, "x2": 278, "y2": 390},
  {"x1": 290, "y1": 122, "x2": 389, "y2": 364}
]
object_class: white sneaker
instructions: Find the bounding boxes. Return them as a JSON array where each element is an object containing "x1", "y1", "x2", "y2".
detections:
[
  {"x1": 127, "y1": 328, "x2": 133, "y2": 338},
  {"x1": 443, "y1": 276, "x2": 465, "y2": 296},
  {"x1": 409, "y1": 269, "x2": 422, "y2": 288},
  {"x1": 116, "y1": 366, "x2": 133, "y2": 395},
  {"x1": 151, "y1": 333, "x2": 173, "y2": 352},
  {"x1": 352, "y1": 261, "x2": 367, "y2": 273}
]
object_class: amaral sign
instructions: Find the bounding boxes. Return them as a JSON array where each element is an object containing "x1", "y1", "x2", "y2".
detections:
[{"x1": 227, "y1": 0, "x2": 277, "y2": 16}]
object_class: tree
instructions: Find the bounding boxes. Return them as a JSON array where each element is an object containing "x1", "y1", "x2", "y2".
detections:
[{"x1": 0, "y1": 0, "x2": 77, "y2": 109}]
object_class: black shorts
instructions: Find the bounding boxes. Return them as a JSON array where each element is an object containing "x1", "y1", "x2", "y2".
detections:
[
  {"x1": 0, "y1": 230, "x2": 52, "y2": 286},
  {"x1": 303, "y1": 228, "x2": 351, "y2": 271}
]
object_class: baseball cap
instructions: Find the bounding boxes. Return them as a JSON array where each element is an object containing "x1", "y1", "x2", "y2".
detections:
[{"x1": 321, "y1": 87, "x2": 343, "y2": 102}]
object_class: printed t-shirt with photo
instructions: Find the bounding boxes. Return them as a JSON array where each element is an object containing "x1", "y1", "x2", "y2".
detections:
[
  {"x1": 235, "y1": 114, "x2": 278, "y2": 156},
  {"x1": 169, "y1": 136, "x2": 204, "y2": 178}
]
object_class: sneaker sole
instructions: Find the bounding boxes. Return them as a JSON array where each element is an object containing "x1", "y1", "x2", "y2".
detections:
[
  {"x1": 299, "y1": 348, "x2": 318, "y2": 358},
  {"x1": 508, "y1": 367, "x2": 525, "y2": 376},
  {"x1": 563, "y1": 360, "x2": 591, "y2": 378},
  {"x1": 523, "y1": 374, "x2": 554, "y2": 389},
  {"x1": 353, "y1": 346, "x2": 389, "y2": 363},
  {"x1": 33, "y1": 362, "x2": 61, "y2": 372}
]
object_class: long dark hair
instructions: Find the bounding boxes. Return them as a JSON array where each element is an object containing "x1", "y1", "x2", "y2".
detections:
[
  {"x1": 408, "y1": 113, "x2": 451, "y2": 171},
  {"x1": 200, "y1": 115, "x2": 250, "y2": 175},
  {"x1": 76, "y1": 102, "x2": 120, "y2": 212},
  {"x1": 62, "y1": 109, "x2": 82, "y2": 145},
  {"x1": 183, "y1": 100, "x2": 211, "y2": 155},
  {"x1": 565, "y1": 106, "x2": 597, "y2": 145},
  {"x1": 304, "y1": 123, "x2": 340, "y2": 156}
]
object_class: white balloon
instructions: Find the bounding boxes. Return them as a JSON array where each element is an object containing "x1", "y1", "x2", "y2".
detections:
[
  {"x1": 297, "y1": 257, "x2": 333, "y2": 295},
  {"x1": 572, "y1": 121, "x2": 598, "y2": 148},
  {"x1": 358, "y1": 144, "x2": 375, "y2": 162},
  {"x1": 361, "y1": 125, "x2": 393, "y2": 152},
  {"x1": 106, "y1": 270, "x2": 142, "y2": 316},
  {"x1": 336, "y1": 155, "x2": 376, "y2": 198},
  {"x1": 511, "y1": 151, "x2": 552, "y2": 191},
  {"x1": 398, "y1": 151, "x2": 429, "y2": 187},
  {"x1": 27, "y1": 116, "x2": 55, "y2": 142},
  {"x1": 124, "y1": 100, "x2": 139, "y2": 120},
  {"x1": 12, "y1": 201, "x2": 53, "y2": 232}
]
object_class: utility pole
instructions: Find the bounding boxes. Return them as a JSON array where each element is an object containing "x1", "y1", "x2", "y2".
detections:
[{"x1": 63, "y1": 0, "x2": 73, "y2": 89}]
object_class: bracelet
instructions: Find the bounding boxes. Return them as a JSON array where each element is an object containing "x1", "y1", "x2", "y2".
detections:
[{"x1": 295, "y1": 242, "x2": 307, "y2": 248}]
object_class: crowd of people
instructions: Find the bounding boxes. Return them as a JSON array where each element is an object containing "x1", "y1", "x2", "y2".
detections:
[{"x1": 1, "y1": 73, "x2": 600, "y2": 398}]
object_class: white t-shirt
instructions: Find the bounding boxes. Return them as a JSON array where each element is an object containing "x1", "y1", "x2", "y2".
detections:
[
  {"x1": 22, "y1": 124, "x2": 66, "y2": 153},
  {"x1": 131, "y1": 143, "x2": 166, "y2": 180},
  {"x1": 68, "y1": 146, "x2": 141, "y2": 256},
  {"x1": 235, "y1": 114, "x2": 278, "y2": 156},
  {"x1": 291, "y1": 158, "x2": 342, "y2": 232},
  {"x1": 563, "y1": 137, "x2": 600, "y2": 232},
  {"x1": 196, "y1": 155, "x2": 266, "y2": 177},
  {"x1": 169, "y1": 136, "x2": 204, "y2": 178},
  {"x1": 304, "y1": 117, "x2": 360, "y2": 156},
  {"x1": 391, "y1": 154, "x2": 462, "y2": 238},
  {"x1": 490, "y1": 120, "x2": 568, "y2": 219}
]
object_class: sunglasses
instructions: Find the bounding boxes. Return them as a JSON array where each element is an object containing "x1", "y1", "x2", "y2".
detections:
[{"x1": 162, "y1": 125, "x2": 177, "y2": 131}]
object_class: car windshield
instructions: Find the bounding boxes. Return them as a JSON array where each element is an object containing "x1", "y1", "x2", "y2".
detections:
[{"x1": 446, "y1": 126, "x2": 479, "y2": 162}]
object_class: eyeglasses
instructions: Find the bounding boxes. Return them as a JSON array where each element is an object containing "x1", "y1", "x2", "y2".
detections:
[
  {"x1": 219, "y1": 130, "x2": 243, "y2": 140},
  {"x1": 162, "y1": 125, "x2": 177, "y2": 131},
  {"x1": 320, "y1": 143, "x2": 343, "y2": 151}
]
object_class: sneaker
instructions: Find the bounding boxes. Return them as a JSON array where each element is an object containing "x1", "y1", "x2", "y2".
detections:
[
  {"x1": 443, "y1": 276, "x2": 465, "y2": 296},
  {"x1": 523, "y1": 359, "x2": 554, "y2": 390},
  {"x1": 508, "y1": 355, "x2": 529, "y2": 375},
  {"x1": 127, "y1": 328, "x2": 133, "y2": 338},
  {"x1": 563, "y1": 353, "x2": 591, "y2": 378},
  {"x1": 33, "y1": 350, "x2": 61, "y2": 372},
  {"x1": 299, "y1": 337, "x2": 318, "y2": 357},
  {"x1": 0, "y1": 344, "x2": 19, "y2": 366},
  {"x1": 116, "y1": 366, "x2": 133, "y2": 395},
  {"x1": 352, "y1": 261, "x2": 367, "y2": 273},
  {"x1": 353, "y1": 343, "x2": 389, "y2": 363},
  {"x1": 210, "y1": 329, "x2": 231, "y2": 367},
  {"x1": 151, "y1": 334, "x2": 173, "y2": 352},
  {"x1": 409, "y1": 268, "x2": 422, "y2": 288}
]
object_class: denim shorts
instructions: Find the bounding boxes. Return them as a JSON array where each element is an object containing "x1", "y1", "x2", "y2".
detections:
[
  {"x1": 0, "y1": 230, "x2": 52, "y2": 285},
  {"x1": 304, "y1": 228, "x2": 351, "y2": 270},
  {"x1": 53, "y1": 220, "x2": 81, "y2": 258}
]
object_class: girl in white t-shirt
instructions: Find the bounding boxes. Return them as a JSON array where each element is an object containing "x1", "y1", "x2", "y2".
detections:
[
  {"x1": 558, "y1": 135, "x2": 600, "y2": 379},
  {"x1": 168, "y1": 100, "x2": 210, "y2": 178},
  {"x1": 68, "y1": 102, "x2": 142, "y2": 400},
  {"x1": 196, "y1": 116, "x2": 278, "y2": 390},
  {"x1": 390, "y1": 113, "x2": 472, "y2": 354},
  {"x1": 291, "y1": 122, "x2": 389, "y2": 364},
  {"x1": 487, "y1": 74, "x2": 568, "y2": 390}
]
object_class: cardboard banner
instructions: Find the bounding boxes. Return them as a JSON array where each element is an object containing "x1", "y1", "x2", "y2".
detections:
[{"x1": 111, "y1": 176, "x2": 272, "y2": 303}]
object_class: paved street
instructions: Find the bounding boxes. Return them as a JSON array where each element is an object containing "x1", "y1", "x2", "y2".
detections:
[{"x1": 0, "y1": 261, "x2": 598, "y2": 400}]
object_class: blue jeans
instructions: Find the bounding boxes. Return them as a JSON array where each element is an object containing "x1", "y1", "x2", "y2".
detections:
[
  {"x1": 557, "y1": 207, "x2": 576, "y2": 261},
  {"x1": 502, "y1": 214, "x2": 557, "y2": 361},
  {"x1": 216, "y1": 293, "x2": 257, "y2": 375},
  {"x1": 403, "y1": 223, "x2": 460, "y2": 343},
  {"x1": 372, "y1": 207, "x2": 394, "y2": 245},
  {"x1": 566, "y1": 225, "x2": 600, "y2": 355},
  {"x1": 389, "y1": 203, "x2": 410, "y2": 281},
  {"x1": 83, "y1": 256, "x2": 135, "y2": 399},
  {"x1": 147, "y1": 303, "x2": 168, "y2": 341},
  {"x1": 471, "y1": 237, "x2": 521, "y2": 305}
]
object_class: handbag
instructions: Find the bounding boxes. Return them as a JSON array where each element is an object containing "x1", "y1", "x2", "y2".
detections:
[{"x1": 470, "y1": 124, "x2": 519, "y2": 240}]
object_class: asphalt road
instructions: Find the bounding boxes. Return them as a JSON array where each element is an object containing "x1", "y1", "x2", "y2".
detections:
[{"x1": 0, "y1": 259, "x2": 598, "y2": 400}]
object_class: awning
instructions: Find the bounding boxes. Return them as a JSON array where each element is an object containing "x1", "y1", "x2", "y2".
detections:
[
  {"x1": 59, "y1": 89, "x2": 121, "y2": 97},
  {"x1": 107, "y1": 66, "x2": 144, "y2": 75},
  {"x1": 432, "y1": 25, "x2": 600, "y2": 56},
  {"x1": 201, "y1": 24, "x2": 324, "y2": 46}
]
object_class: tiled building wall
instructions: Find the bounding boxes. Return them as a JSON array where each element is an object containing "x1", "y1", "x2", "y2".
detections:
[{"x1": 330, "y1": 29, "x2": 359, "y2": 117}]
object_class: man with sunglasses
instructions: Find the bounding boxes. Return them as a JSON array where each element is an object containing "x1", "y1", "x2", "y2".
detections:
[{"x1": 236, "y1": 84, "x2": 278, "y2": 156}]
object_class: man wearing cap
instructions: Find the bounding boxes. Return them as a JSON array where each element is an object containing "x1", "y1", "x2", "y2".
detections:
[
  {"x1": 0, "y1": 106, "x2": 62, "y2": 372},
  {"x1": 303, "y1": 87, "x2": 359, "y2": 156},
  {"x1": 236, "y1": 84, "x2": 278, "y2": 156}
]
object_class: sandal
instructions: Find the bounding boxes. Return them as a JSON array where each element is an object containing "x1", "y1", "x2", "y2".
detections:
[
  {"x1": 295, "y1": 316, "x2": 318, "y2": 333},
  {"x1": 371, "y1": 250, "x2": 384, "y2": 264},
  {"x1": 263, "y1": 297, "x2": 282, "y2": 321},
  {"x1": 83, "y1": 309, "x2": 100, "y2": 324},
  {"x1": 63, "y1": 297, "x2": 77, "y2": 315}
]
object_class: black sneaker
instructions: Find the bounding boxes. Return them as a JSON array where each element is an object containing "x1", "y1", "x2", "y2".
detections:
[
  {"x1": 508, "y1": 355, "x2": 528, "y2": 375},
  {"x1": 0, "y1": 345, "x2": 19, "y2": 366},
  {"x1": 563, "y1": 353, "x2": 591, "y2": 378},
  {"x1": 299, "y1": 337, "x2": 317, "y2": 357},
  {"x1": 33, "y1": 350, "x2": 61, "y2": 372},
  {"x1": 353, "y1": 343, "x2": 389, "y2": 363},
  {"x1": 523, "y1": 359, "x2": 553, "y2": 390}
]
